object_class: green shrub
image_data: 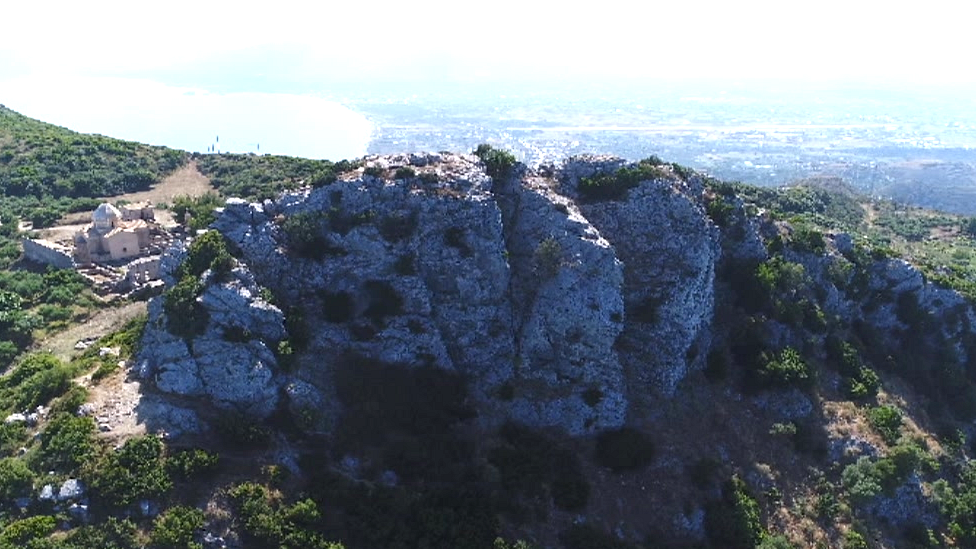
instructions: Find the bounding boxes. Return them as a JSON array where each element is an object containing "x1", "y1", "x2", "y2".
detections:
[
  {"x1": 311, "y1": 170, "x2": 338, "y2": 188},
  {"x1": 0, "y1": 457, "x2": 33, "y2": 501},
  {"x1": 36, "y1": 303, "x2": 71, "y2": 323},
  {"x1": 842, "y1": 530, "x2": 869, "y2": 549},
  {"x1": 214, "y1": 412, "x2": 271, "y2": 449},
  {"x1": 888, "y1": 441, "x2": 933, "y2": 478},
  {"x1": 0, "y1": 352, "x2": 73, "y2": 411},
  {"x1": 827, "y1": 339, "x2": 880, "y2": 400},
  {"x1": 92, "y1": 316, "x2": 147, "y2": 357},
  {"x1": 280, "y1": 212, "x2": 328, "y2": 259},
  {"x1": 578, "y1": 172, "x2": 637, "y2": 202},
  {"x1": 533, "y1": 237, "x2": 562, "y2": 279},
  {"x1": 758, "y1": 535, "x2": 796, "y2": 549},
  {"x1": 867, "y1": 405, "x2": 903, "y2": 445},
  {"x1": 89, "y1": 435, "x2": 172, "y2": 507},
  {"x1": 704, "y1": 476, "x2": 763, "y2": 549},
  {"x1": 194, "y1": 152, "x2": 339, "y2": 199},
  {"x1": 847, "y1": 366, "x2": 880, "y2": 400},
  {"x1": 769, "y1": 422, "x2": 797, "y2": 436},
  {"x1": 30, "y1": 207, "x2": 62, "y2": 228},
  {"x1": 62, "y1": 517, "x2": 140, "y2": 549},
  {"x1": 395, "y1": 167, "x2": 416, "y2": 179},
  {"x1": 166, "y1": 449, "x2": 220, "y2": 481},
  {"x1": 229, "y1": 483, "x2": 342, "y2": 549},
  {"x1": 178, "y1": 230, "x2": 234, "y2": 280},
  {"x1": 473, "y1": 144, "x2": 517, "y2": 180},
  {"x1": 934, "y1": 460, "x2": 976, "y2": 546},
  {"x1": 0, "y1": 422, "x2": 28, "y2": 456},
  {"x1": 707, "y1": 197, "x2": 736, "y2": 227},
  {"x1": 163, "y1": 277, "x2": 208, "y2": 338},
  {"x1": 756, "y1": 347, "x2": 813, "y2": 390},
  {"x1": 91, "y1": 359, "x2": 121, "y2": 382},
  {"x1": 594, "y1": 427, "x2": 655, "y2": 472},
  {"x1": 171, "y1": 192, "x2": 223, "y2": 230},
  {"x1": 49, "y1": 384, "x2": 89, "y2": 415},
  {"x1": 0, "y1": 340, "x2": 17, "y2": 366},
  {"x1": 756, "y1": 257, "x2": 807, "y2": 294},
  {"x1": 577, "y1": 157, "x2": 669, "y2": 202},
  {"x1": 149, "y1": 506, "x2": 205, "y2": 549},
  {"x1": 364, "y1": 165, "x2": 385, "y2": 178},
  {"x1": 670, "y1": 162, "x2": 697, "y2": 180},
  {"x1": 814, "y1": 489, "x2": 840, "y2": 521},
  {"x1": 0, "y1": 515, "x2": 56, "y2": 547},
  {"x1": 791, "y1": 226, "x2": 827, "y2": 254},
  {"x1": 841, "y1": 456, "x2": 907, "y2": 504},
  {"x1": 42, "y1": 268, "x2": 89, "y2": 306}
]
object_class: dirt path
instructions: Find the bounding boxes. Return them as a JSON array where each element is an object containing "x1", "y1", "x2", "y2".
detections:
[
  {"x1": 118, "y1": 161, "x2": 214, "y2": 206},
  {"x1": 117, "y1": 161, "x2": 215, "y2": 228},
  {"x1": 38, "y1": 301, "x2": 147, "y2": 362},
  {"x1": 30, "y1": 300, "x2": 156, "y2": 441},
  {"x1": 51, "y1": 161, "x2": 215, "y2": 229},
  {"x1": 43, "y1": 300, "x2": 188, "y2": 442},
  {"x1": 862, "y1": 201, "x2": 878, "y2": 227}
]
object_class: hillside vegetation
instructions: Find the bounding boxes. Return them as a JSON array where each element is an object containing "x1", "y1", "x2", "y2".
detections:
[{"x1": 0, "y1": 105, "x2": 186, "y2": 226}]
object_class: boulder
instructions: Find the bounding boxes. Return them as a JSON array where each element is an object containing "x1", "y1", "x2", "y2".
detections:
[{"x1": 57, "y1": 478, "x2": 86, "y2": 502}]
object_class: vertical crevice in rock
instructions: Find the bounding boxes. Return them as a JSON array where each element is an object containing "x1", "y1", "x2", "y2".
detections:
[
  {"x1": 488, "y1": 165, "x2": 535, "y2": 367},
  {"x1": 490, "y1": 166, "x2": 628, "y2": 433}
]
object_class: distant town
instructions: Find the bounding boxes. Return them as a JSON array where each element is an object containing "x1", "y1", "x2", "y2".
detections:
[{"x1": 341, "y1": 80, "x2": 976, "y2": 214}]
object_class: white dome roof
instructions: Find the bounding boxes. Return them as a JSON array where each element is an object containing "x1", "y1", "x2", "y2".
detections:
[
  {"x1": 93, "y1": 203, "x2": 121, "y2": 221},
  {"x1": 92, "y1": 203, "x2": 121, "y2": 231}
]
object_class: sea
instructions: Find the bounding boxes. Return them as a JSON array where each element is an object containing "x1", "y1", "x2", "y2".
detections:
[{"x1": 0, "y1": 75, "x2": 372, "y2": 161}]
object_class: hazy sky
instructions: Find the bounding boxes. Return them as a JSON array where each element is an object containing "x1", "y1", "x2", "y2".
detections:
[
  {"x1": 0, "y1": 0, "x2": 970, "y2": 157},
  {"x1": 1, "y1": 0, "x2": 970, "y2": 85}
]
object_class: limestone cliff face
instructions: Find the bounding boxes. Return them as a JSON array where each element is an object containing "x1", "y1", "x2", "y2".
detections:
[
  {"x1": 559, "y1": 158, "x2": 721, "y2": 396},
  {"x1": 136, "y1": 154, "x2": 720, "y2": 434},
  {"x1": 137, "y1": 260, "x2": 285, "y2": 418},
  {"x1": 137, "y1": 152, "x2": 976, "y2": 442}
]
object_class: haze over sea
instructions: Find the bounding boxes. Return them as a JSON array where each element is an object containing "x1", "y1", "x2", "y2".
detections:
[{"x1": 0, "y1": 76, "x2": 373, "y2": 161}]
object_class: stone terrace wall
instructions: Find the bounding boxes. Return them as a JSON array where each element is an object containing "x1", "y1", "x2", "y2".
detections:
[{"x1": 22, "y1": 238, "x2": 74, "y2": 269}]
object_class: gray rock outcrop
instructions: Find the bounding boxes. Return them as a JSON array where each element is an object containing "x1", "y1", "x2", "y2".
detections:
[
  {"x1": 136, "y1": 263, "x2": 285, "y2": 418},
  {"x1": 140, "y1": 154, "x2": 726, "y2": 434}
]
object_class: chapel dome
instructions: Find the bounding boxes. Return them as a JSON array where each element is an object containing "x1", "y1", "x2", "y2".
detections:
[{"x1": 92, "y1": 203, "x2": 122, "y2": 232}]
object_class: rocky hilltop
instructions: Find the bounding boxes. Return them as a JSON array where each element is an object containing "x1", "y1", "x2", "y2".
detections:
[
  {"x1": 137, "y1": 152, "x2": 720, "y2": 435},
  {"x1": 138, "y1": 151, "x2": 976, "y2": 436},
  {"x1": 133, "y1": 150, "x2": 976, "y2": 547}
]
